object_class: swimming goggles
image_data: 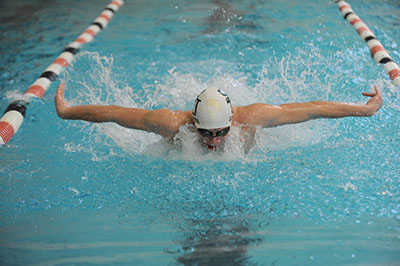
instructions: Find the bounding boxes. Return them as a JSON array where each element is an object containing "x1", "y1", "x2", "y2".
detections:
[{"x1": 197, "y1": 127, "x2": 230, "y2": 137}]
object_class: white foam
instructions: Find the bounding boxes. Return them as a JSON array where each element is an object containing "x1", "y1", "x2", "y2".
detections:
[{"x1": 60, "y1": 50, "x2": 362, "y2": 162}]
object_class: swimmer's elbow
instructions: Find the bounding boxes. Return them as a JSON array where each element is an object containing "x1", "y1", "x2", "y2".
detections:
[
  {"x1": 56, "y1": 107, "x2": 72, "y2": 120},
  {"x1": 363, "y1": 108, "x2": 378, "y2": 117}
]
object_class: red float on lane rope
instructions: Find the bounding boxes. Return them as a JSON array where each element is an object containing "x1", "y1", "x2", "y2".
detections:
[
  {"x1": 335, "y1": 0, "x2": 400, "y2": 87},
  {"x1": 356, "y1": 26, "x2": 369, "y2": 35},
  {"x1": 25, "y1": 85, "x2": 46, "y2": 97},
  {"x1": 84, "y1": 29, "x2": 96, "y2": 37},
  {"x1": 350, "y1": 18, "x2": 362, "y2": 25},
  {"x1": 0, "y1": 121, "x2": 15, "y2": 144},
  {"x1": 389, "y1": 69, "x2": 400, "y2": 80},
  {"x1": 100, "y1": 14, "x2": 110, "y2": 22},
  {"x1": 0, "y1": 0, "x2": 124, "y2": 145},
  {"x1": 370, "y1": 46, "x2": 385, "y2": 58},
  {"x1": 53, "y1": 58, "x2": 69, "y2": 67}
]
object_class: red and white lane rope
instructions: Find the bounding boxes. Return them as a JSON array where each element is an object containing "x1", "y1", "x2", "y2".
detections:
[
  {"x1": 334, "y1": 0, "x2": 400, "y2": 87},
  {"x1": 0, "y1": 0, "x2": 124, "y2": 144}
]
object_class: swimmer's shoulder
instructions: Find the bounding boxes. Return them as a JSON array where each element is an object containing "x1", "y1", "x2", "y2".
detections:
[
  {"x1": 169, "y1": 110, "x2": 194, "y2": 133},
  {"x1": 147, "y1": 109, "x2": 192, "y2": 139},
  {"x1": 155, "y1": 109, "x2": 192, "y2": 124},
  {"x1": 175, "y1": 110, "x2": 193, "y2": 124}
]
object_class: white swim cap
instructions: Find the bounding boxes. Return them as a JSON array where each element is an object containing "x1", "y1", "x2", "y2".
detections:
[{"x1": 192, "y1": 88, "x2": 233, "y2": 129}]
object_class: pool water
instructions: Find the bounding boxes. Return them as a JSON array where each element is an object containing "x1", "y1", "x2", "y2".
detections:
[{"x1": 1, "y1": 0, "x2": 399, "y2": 265}]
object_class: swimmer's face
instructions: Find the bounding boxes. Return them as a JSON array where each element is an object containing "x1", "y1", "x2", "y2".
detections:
[{"x1": 196, "y1": 126, "x2": 230, "y2": 150}]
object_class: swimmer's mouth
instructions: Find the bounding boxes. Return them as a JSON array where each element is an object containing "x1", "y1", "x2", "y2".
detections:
[{"x1": 207, "y1": 144, "x2": 216, "y2": 151}]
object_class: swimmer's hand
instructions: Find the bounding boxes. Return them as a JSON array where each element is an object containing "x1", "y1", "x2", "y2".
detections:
[
  {"x1": 362, "y1": 85, "x2": 382, "y2": 116},
  {"x1": 55, "y1": 82, "x2": 70, "y2": 119}
]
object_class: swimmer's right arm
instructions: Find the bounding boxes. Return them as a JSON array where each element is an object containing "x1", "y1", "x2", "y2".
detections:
[{"x1": 55, "y1": 83, "x2": 189, "y2": 138}]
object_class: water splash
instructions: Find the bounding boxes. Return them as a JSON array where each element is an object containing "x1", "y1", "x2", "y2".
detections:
[
  {"x1": 50, "y1": 48, "x2": 400, "y2": 225},
  {"x1": 61, "y1": 50, "x2": 342, "y2": 161}
]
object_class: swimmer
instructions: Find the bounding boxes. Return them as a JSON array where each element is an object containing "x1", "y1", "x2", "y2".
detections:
[{"x1": 55, "y1": 83, "x2": 382, "y2": 151}]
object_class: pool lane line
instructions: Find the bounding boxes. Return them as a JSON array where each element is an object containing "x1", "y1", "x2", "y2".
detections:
[
  {"x1": 0, "y1": 0, "x2": 124, "y2": 145},
  {"x1": 334, "y1": 0, "x2": 400, "y2": 87}
]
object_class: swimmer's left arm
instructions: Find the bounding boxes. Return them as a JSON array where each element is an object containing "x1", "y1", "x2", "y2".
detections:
[{"x1": 245, "y1": 86, "x2": 382, "y2": 127}]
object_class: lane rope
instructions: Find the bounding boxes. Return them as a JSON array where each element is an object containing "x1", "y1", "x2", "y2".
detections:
[
  {"x1": 0, "y1": 0, "x2": 124, "y2": 145},
  {"x1": 334, "y1": 0, "x2": 400, "y2": 87}
]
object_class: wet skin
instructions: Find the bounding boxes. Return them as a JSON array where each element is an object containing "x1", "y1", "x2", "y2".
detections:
[
  {"x1": 197, "y1": 127, "x2": 229, "y2": 150},
  {"x1": 55, "y1": 82, "x2": 383, "y2": 153}
]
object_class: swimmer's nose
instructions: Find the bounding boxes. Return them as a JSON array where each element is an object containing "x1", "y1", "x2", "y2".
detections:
[{"x1": 210, "y1": 136, "x2": 220, "y2": 145}]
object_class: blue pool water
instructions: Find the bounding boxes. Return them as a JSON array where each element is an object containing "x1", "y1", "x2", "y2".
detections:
[{"x1": 1, "y1": 0, "x2": 400, "y2": 265}]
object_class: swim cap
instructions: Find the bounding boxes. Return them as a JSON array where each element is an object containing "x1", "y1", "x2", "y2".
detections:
[{"x1": 192, "y1": 88, "x2": 233, "y2": 129}]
